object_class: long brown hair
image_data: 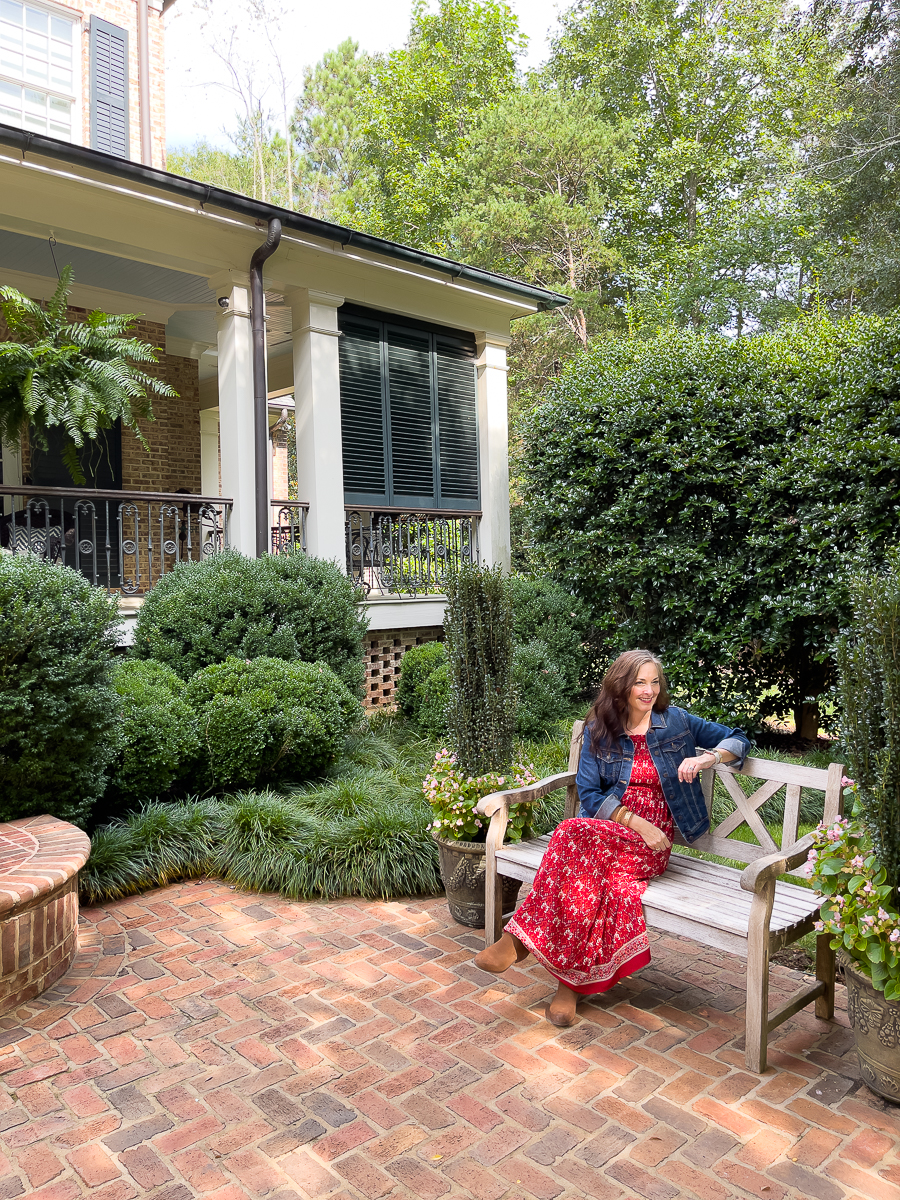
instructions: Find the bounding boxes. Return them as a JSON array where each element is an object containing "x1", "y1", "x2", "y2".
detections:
[{"x1": 586, "y1": 650, "x2": 670, "y2": 752}]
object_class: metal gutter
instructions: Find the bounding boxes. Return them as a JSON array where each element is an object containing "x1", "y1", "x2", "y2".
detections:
[
  {"x1": 0, "y1": 123, "x2": 570, "y2": 312},
  {"x1": 250, "y1": 218, "x2": 282, "y2": 557},
  {"x1": 138, "y1": 0, "x2": 151, "y2": 166}
]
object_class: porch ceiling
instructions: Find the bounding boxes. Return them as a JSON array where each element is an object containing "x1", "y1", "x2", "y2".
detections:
[
  {"x1": 0, "y1": 229, "x2": 291, "y2": 365},
  {"x1": 0, "y1": 228, "x2": 216, "y2": 307}
]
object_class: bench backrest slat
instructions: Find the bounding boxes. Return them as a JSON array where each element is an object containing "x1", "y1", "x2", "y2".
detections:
[{"x1": 566, "y1": 725, "x2": 844, "y2": 861}]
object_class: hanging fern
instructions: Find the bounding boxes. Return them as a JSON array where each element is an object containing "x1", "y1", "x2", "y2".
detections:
[{"x1": 0, "y1": 263, "x2": 177, "y2": 483}]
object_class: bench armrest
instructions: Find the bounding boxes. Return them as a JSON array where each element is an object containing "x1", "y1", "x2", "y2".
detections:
[
  {"x1": 475, "y1": 772, "x2": 576, "y2": 818},
  {"x1": 740, "y1": 831, "x2": 816, "y2": 893}
]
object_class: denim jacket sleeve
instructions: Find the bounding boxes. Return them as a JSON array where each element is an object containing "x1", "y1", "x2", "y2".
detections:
[
  {"x1": 575, "y1": 738, "x2": 627, "y2": 820},
  {"x1": 684, "y1": 711, "x2": 750, "y2": 769}
]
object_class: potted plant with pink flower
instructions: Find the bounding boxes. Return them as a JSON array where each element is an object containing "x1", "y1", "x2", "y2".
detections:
[
  {"x1": 814, "y1": 553, "x2": 900, "y2": 1102},
  {"x1": 426, "y1": 564, "x2": 538, "y2": 926}
]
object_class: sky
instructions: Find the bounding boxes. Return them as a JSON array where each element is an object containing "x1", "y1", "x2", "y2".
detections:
[{"x1": 164, "y1": 0, "x2": 562, "y2": 151}]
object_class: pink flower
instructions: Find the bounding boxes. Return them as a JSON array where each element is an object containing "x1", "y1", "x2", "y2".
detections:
[
  {"x1": 814, "y1": 920, "x2": 824, "y2": 932},
  {"x1": 841, "y1": 776, "x2": 855, "y2": 788},
  {"x1": 890, "y1": 930, "x2": 900, "y2": 944}
]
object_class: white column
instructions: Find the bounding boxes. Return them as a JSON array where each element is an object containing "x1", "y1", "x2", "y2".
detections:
[
  {"x1": 212, "y1": 271, "x2": 255, "y2": 554},
  {"x1": 475, "y1": 333, "x2": 512, "y2": 572},
  {"x1": 1, "y1": 439, "x2": 23, "y2": 522},
  {"x1": 199, "y1": 408, "x2": 220, "y2": 497},
  {"x1": 289, "y1": 289, "x2": 346, "y2": 565}
]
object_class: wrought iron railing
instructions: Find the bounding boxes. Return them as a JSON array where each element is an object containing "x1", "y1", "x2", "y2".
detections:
[
  {"x1": 0, "y1": 485, "x2": 231, "y2": 595},
  {"x1": 345, "y1": 507, "x2": 480, "y2": 597},
  {"x1": 271, "y1": 500, "x2": 308, "y2": 555}
]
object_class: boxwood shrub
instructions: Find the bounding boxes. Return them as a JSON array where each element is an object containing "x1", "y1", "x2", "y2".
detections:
[
  {"x1": 395, "y1": 641, "x2": 446, "y2": 721},
  {"x1": 0, "y1": 554, "x2": 120, "y2": 825},
  {"x1": 132, "y1": 551, "x2": 368, "y2": 694},
  {"x1": 186, "y1": 656, "x2": 362, "y2": 790},
  {"x1": 105, "y1": 660, "x2": 201, "y2": 807}
]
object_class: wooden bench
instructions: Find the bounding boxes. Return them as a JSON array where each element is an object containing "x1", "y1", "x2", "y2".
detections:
[{"x1": 475, "y1": 721, "x2": 844, "y2": 1073}]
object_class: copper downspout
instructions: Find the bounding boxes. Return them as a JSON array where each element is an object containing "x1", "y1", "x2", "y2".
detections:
[
  {"x1": 138, "y1": 0, "x2": 151, "y2": 164},
  {"x1": 250, "y1": 219, "x2": 283, "y2": 557}
]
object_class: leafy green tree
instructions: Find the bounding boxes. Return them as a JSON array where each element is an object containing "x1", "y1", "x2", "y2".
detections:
[
  {"x1": 168, "y1": 116, "x2": 293, "y2": 207},
  {"x1": 0, "y1": 265, "x2": 176, "y2": 484},
  {"x1": 452, "y1": 89, "x2": 634, "y2": 345},
  {"x1": 520, "y1": 314, "x2": 900, "y2": 736},
  {"x1": 809, "y1": 0, "x2": 900, "y2": 310},
  {"x1": 548, "y1": 0, "x2": 843, "y2": 330},
  {"x1": 293, "y1": 39, "x2": 374, "y2": 220},
  {"x1": 351, "y1": 0, "x2": 526, "y2": 250}
]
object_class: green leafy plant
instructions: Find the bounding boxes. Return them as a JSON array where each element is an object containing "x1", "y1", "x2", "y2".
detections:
[
  {"x1": 809, "y1": 808, "x2": 900, "y2": 1000},
  {"x1": 836, "y1": 552, "x2": 900, "y2": 891},
  {"x1": 423, "y1": 747, "x2": 537, "y2": 843},
  {"x1": 508, "y1": 574, "x2": 593, "y2": 698},
  {"x1": 444, "y1": 561, "x2": 516, "y2": 777},
  {"x1": 104, "y1": 660, "x2": 201, "y2": 809},
  {"x1": 0, "y1": 264, "x2": 176, "y2": 483},
  {"x1": 0, "y1": 555, "x2": 120, "y2": 825},
  {"x1": 395, "y1": 641, "x2": 446, "y2": 720},
  {"x1": 521, "y1": 315, "x2": 900, "y2": 733},
  {"x1": 133, "y1": 550, "x2": 367, "y2": 693},
  {"x1": 186, "y1": 656, "x2": 361, "y2": 791},
  {"x1": 512, "y1": 640, "x2": 570, "y2": 739}
]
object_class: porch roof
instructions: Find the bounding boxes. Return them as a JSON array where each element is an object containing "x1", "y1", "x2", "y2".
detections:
[{"x1": 0, "y1": 123, "x2": 570, "y2": 315}]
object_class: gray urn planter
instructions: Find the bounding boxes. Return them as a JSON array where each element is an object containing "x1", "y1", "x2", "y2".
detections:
[
  {"x1": 431, "y1": 831, "x2": 522, "y2": 928},
  {"x1": 840, "y1": 951, "x2": 900, "y2": 1104}
]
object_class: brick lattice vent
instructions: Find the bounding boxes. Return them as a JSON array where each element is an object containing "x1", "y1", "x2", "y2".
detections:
[
  {"x1": 0, "y1": 882, "x2": 896, "y2": 1199},
  {"x1": 0, "y1": 816, "x2": 91, "y2": 1016},
  {"x1": 365, "y1": 627, "x2": 443, "y2": 709}
]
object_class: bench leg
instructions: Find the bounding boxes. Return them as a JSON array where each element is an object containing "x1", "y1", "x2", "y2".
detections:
[
  {"x1": 815, "y1": 933, "x2": 836, "y2": 1020},
  {"x1": 484, "y1": 868, "x2": 504, "y2": 947},
  {"x1": 745, "y1": 884, "x2": 774, "y2": 1073}
]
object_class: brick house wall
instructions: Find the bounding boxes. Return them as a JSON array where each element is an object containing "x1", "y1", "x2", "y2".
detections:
[
  {"x1": 52, "y1": 0, "x2": 166, "y2": 169},
  {"x1": 119, "y1": 317, "x2": 201, "y2": 494},
  {"x1": 365, "y1": 627, "x2": 444, "y2": 710}
]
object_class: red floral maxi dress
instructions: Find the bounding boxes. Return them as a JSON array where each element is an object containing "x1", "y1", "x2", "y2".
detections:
[{"x1": 505, "y1": 734, "x2": 674, "y2": 994}]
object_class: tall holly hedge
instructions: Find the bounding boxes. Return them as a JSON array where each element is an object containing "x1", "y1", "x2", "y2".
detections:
[{"x1": 520, "y1": 315, "x2": 900, "y2": 733}]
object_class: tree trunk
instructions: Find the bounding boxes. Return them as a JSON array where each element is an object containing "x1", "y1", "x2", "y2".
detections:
[{"x1": 793, "y1": 701, "x2": 820, "y2": 741}]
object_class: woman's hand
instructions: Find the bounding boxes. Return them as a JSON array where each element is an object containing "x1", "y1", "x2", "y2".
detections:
[
  {"x1": 678, "y1": 753, "x2": 714, "y2": 783},
  {"x1": 629, "y1": 814, "x2": 672, "y2": 853}
]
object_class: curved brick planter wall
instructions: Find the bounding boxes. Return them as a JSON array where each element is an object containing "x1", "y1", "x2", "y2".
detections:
[{"x1": 0, "y1": 816, "x2": 91, "y2": 1015}]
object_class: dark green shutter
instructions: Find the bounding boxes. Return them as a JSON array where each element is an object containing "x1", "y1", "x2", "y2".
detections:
[
  {"x1": 90, "y1": 18, "x2": 128, "y2": 158},
  {"x1": 339, "y1": 318, "x2": 388, "y2": 503},
  {"x1": 386, "y1": 326, "x2": 435, "y2": 505},
  {"x1": 338, "y1": 306, "x2": 480, "y2": 510},
  {"x1": 435, "y1": 338, "x2": 479, "y2": 504}
]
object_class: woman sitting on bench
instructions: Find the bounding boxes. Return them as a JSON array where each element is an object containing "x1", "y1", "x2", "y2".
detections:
[{"x1": 474, "y1": 649, "x2": 750, "y2": 1027}]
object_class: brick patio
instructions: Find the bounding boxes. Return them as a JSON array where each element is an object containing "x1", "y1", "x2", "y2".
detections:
[{"x1": 0, "y1": 881, "x2": 897, "y2": 1200}]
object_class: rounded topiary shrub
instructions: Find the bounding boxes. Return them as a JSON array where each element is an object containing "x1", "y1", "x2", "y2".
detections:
[
  {"x1": 132, "y1": 551, "x2": 368, "y2": 694},
  {"x1": 396, "y1": 641, "x2": 446, "y2": 721},
  {"x1": 418, "y1": 661, "x2": 451, "y2": 738},
  {"x1": 508, "y1": 575, "x2": 591, "y2": 698},
  {"x1": 105, "y1": 660, "x2": 201, "y2": 806},
  {"x1": 0, "y1": 554, "x2": 120, "y2": 825},
  {"x1": 513, "y1": 640, "x2": 570, "y2": 739},
  {"x1": 186, "y1": 656, "x2": 362, "y2": 790}
]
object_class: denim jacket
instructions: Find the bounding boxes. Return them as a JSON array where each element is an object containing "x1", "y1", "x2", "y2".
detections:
[{"x1": 575, "y1": 706, "x2": 751, "y2": 843}]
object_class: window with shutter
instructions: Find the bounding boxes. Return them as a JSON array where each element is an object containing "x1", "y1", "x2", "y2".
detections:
[
  {"x1": 338, "y1": 305, "x2": 479, "y2": 510},
  {"x1": 90, "y1": 17, "x2": 128, "y2": 158}
]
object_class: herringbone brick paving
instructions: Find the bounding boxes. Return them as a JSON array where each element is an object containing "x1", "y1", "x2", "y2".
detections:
[{"x1": 0, "y1": 880, "x2": 897, "y2": 1200}]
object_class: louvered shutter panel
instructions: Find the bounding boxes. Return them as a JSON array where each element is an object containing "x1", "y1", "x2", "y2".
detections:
[
  {"x1": 339, "y1": 318, "x2": 388, "y2": 503},
  {"x1": 90, "y1": 18, "x2": 128, "y2": 157},
  {"x1": 386, "y1": 326, "x2": 435, "y2": 505},
  {"x1": 436, "y1": 338, "x2": 479, "y2": 506}
]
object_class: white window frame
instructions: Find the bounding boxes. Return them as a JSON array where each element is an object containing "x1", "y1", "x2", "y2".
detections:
[{"x1": 0, "y1": 0, "x2": 82, "y2": 145}]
